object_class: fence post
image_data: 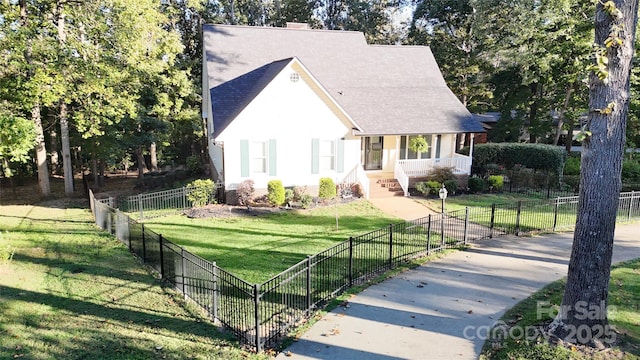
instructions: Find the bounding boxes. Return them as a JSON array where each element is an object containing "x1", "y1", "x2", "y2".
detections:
[
  {"x1": 142, "y1": 223, "x2": 147, "y2": 262},
  {"x1": 628, "y1": 191, "x2": 634, "y2": 221},
  {"x1": 183, "y1": 186, "x2": 188, "y2": 210},
  {"x1": 440, "y1": 213, "x2": 445, "y2": 246},
  {"x1": 254, "y1": 284, "x2": 261, "y2": 352},
  {"x1": 490, "y1": 204, "x2": 496, "y2": 239},
  {"x1": 212, "y1": 261, "x2": 218, "y2": 321},
  {"x1": 181, "y1": 247, "x2": 187, "y2": 298},
  {"x1": 348, "y1": 237, "x2": 354, "y2": 287},
  {"x1": 515, "y1": 201, "x2": 522, "y2": 236},
  {"x1": 306, "y1": 256, "x2": 312, "y2": 314},
  {"x1": 463, "y1": 207, "x2": 469, "y2": 245},
  {"x1": 159, "y1": 234, "x2": 165, "y2": 279},
  {"x1": 138, "y1": 195, "x2": 143, "y2": 221},
  {"x1": 388, "y1": 224, "x2": 393, "y2": 268},
  {"x1": 553, "y1": 197, "x2": 559, "y2": 231},
  {"x1": 426, "y1": 214, "x2": 432, "y2": 255}
]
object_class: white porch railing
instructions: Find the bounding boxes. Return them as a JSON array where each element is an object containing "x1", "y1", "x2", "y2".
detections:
[
  {"x1": 394, "y1": 162, "x2": 410, "y2": 196},
  {"x1": 341, "y1": 164, "x2": 370, "y2": 199},
  {"x1": 397, "y1": 155, "x2": 472, "y2": 177}
]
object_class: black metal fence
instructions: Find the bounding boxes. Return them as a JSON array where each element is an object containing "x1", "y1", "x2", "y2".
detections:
[
  {"x1": 88, "y1": 190, "x2": 640, "y2": 352},
  {"x1": 104, "y1": 184, "x2": 223, "y2": 220}
]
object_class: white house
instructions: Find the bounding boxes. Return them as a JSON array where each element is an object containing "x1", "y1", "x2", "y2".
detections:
[{"x1": 202, "y1": 24, "x2": 485, "y2": 201}]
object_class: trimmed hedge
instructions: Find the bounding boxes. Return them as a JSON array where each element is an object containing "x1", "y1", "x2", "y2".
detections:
[
  {"x1": 186, "y1": 179, "x2": 215, "y2": 207},
  {"x1": 267, "y1": 180, "x2": 285, "y2": 206},
  {"x1": 463, "y1": 143, "x2": 566, "y2": 176},
  {"x1": 319, "y1": 177, "x2": 337, "y2": 199}
]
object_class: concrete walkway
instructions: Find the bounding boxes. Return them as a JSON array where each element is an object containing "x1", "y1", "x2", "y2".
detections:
[
  {"x1": 275, "y1": 223, "x2": 640, "y2": 360},
  {"x1": 368, "y1": 196, "x2": 437, "y2": 221}
]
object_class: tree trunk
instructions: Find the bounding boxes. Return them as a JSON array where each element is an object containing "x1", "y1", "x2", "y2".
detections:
[
  {"x1": 60, "y1": 101, "x2": 74, "y2": 195},
  {"x1": 98, "y1": 159, "x2": 105, "y2": 187},
  {"x1": 56, "y1": 1, "x2": 74, "y2": 196},
  {"x1": 33, "y1": 102, "x2": 51, "y2": 197},
  {"x1": 550, "y1": 0, "x2": 639, "y2": 347},
  {"x1": 565, "y1": 118, "x2": 575, "y2": 153},
  {"x1": 150, "y1": 142, "x2": 158, "y2": 172},
  {"x1": 21, "y1": 0, "x2": 50, "y2": 197},
  {"x1": 135, "y1": 147, "x2": 146, "y2": 183},
  {"x1": 552, "y1": 82, "x2": 577, "y2": 147},
  {"x1": 49, "y1": 127, "x2": 59, "y2": 174},
  {"x1": 528, "y1": 83, "x2": 539, "y2": 143}
]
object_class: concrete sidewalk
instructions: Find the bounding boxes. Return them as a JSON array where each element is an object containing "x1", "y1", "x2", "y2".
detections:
[
  {"x1": 368, "y1": 196, "x2": 437, "y2": 221},
  {"x1": 275, "y1": 223, "x2": 640, "y2": 360}
]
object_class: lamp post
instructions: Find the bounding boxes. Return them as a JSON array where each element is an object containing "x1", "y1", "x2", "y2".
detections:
[
  {"x1": 438, "y1": 183, "x2": 448, "y2": 213},
  {"x1": 438, "y1": 183, "x2": 448, "y2": 245}
]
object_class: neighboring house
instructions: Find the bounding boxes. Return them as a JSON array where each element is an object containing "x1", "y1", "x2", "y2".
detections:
[{"x1": 202, "y1": 23, "x2": 485, "y2": 201}]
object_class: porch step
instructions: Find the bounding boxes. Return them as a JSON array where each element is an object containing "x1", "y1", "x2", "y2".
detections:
[{"x1": 371, "y1": 178, "x2": 404, "y2": 198}]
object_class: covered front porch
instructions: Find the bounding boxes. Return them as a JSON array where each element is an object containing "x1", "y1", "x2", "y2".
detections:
[{"x1": 341, "y1": 133, "x2": 475, "y2": 198}]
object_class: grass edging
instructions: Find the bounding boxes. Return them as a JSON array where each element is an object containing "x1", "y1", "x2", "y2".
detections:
[{"x1": 480, "y1": 258, "x2": 640, "y2": 360}]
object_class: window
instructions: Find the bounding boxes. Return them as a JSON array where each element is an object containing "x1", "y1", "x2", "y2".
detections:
[
  {"x1": 251, "y1": 141, "x2": 267, "y2": 173},
  {"x1": 320, "y1": 140, "x2": 335, "y2": 171},
  {"x1": 400, "y1": 135, "x2": 431, "y2": 160}
]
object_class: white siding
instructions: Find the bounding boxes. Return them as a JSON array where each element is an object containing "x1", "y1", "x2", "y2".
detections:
[{"x1": 215, "y1": 62, "x2": 359, "y2": 191}]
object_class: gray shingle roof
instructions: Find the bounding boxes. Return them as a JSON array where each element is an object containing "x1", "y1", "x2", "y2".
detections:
[
  {"x1": 210, "y1": 58, "x2": 291, "y2": 138},
  {"x1": 204, "y1": 24, "x2": 485, "y2": 136}
]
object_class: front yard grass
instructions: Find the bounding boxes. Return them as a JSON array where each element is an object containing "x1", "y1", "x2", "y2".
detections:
[
  {"x1": 0, "y1": 204, "x2": 267, "y2": 360},
  {"x1": 144, "y1": 200, "x2": 400, "y2": 283},
  {"x1": 480, "y1": 258, "x2": 640, "y2": 359}
]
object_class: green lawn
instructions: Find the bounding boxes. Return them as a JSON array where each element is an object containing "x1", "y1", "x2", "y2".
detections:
[
  {"x1": 480, "y1": 259, "x2": 640, "y2": 359},
  {"x1": 0, "y1": 204, "x2": 268, "y2": 360},
  {"x1": 415, "y1": 193, "x2": 556, "y2": 212},
  {"x1": 144, "y1": 200, "x2": 400, "y2": 283}
]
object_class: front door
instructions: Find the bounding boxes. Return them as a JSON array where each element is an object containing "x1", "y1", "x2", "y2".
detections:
[{"x1": 363, "y1": 136, "x2": 383, "y2": 170}]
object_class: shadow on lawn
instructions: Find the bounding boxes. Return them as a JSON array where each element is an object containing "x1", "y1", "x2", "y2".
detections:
[{"x1": 0, "y1": 284, "x2": 238, "y2": 359}]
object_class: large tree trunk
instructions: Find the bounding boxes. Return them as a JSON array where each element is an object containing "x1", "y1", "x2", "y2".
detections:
[
  {"x1": 60, "y1": 101, "x2": 74, "y2": 195},
  {"x1": 150, "y1": 142, "x2": 158, "y2": 172},
  {"x1": 33, "y1": 102, "x2": 51, "y2": 197},
  {"x1": 56, "y1": 1, "x2": 74, "y2": 196},
  {"x1": 21, "y1": 0, "x2": 50, "y2": 196},
  {"x1": 550, "y1": 0, "x2": 639, "y2": 347},
  {"x1": 135, "y1": 147, "x2": 146, "y2": 183}
]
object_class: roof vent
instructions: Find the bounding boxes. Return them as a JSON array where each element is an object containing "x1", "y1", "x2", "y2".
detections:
[{"x1": 286, "y1": 22, "x2": 309, "y2": 30}]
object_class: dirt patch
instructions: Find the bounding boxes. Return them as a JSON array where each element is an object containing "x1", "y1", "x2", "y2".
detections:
[{"x1": 183, "y1": 204, "x2": 284, "y2": 218}]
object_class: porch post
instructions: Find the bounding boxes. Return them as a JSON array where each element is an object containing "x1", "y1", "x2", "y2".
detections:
[{"x1": 468, "y1": 134, "x2": 475, "y2": 174}]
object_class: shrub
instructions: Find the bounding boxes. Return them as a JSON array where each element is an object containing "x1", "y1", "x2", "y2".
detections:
[
  {"x1": 351, "y1": 183, "x2": 364, "y2": 198},
  {"x1": 267, "y1": 180, "x2": 285, "y2": 206},
  {"x1": 487, "y1": 175, "x2": 504, "y2": 191},
  {"x1": 284, "y1": 188, "x2": 295, "y2": 205},
  {"x1": 562, "y1": 175, "x2": 580, "y2": 192},
  {"x1": 468, "y1": 176, "x2": 485, "y2": 193},
  {"x1": 293, "y1": 186, "x2": 307, "y2": 201},
  {"x1": 237, "y1": 179, "x2": 255, "y2": 206},
  {"x1": 507, "y1": 165, "x2": 535, "y2": 189},
  {"x1": 485, "y1": 163, "x2": 505, "y2": 176},
  {"x1": 426, "y1": 166, "x2": 455, "y2": 184},
  {"x1": 415, "y1": 180, "x2": 441, "y2": 195},
  {"x1": 563, "y1": 156, "x2": 581, "y2": 175},
  {"x1": 299, "y1": 194, "x2": 313, "y2": 208},
  {"x1": 467, "y1": 143, "x2": 566, "y2": 177},
  {"x1": 186, "y1": 155, "x2": 202, "y2": 175},
  {"x1": 622, "y1": 160, "x2": 640, "y2": 182},
  {"x1": 319, "y1": 177, "x2": 337, "y2": 199},
  {"x1": 444, "y1": 179, "x2": 458, "y2": 195},
  {"x1": 186, "y1": 179, "x2": 215, "y2": 207}
]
